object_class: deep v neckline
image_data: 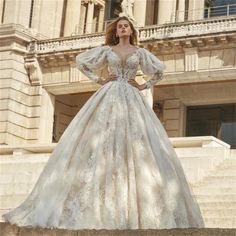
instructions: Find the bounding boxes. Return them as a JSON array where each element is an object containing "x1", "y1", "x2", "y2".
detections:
[{"x1": 109, "y1": 46, "x2": 139, "y2": 65}]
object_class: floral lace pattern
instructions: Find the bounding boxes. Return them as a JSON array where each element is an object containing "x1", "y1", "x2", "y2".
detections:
[
  {"x1": 3, "y1": 46, "x2": 204, "y2": 230},
  {"x1": 76, "y1": 45, "x2": 165, "y2": 87}
]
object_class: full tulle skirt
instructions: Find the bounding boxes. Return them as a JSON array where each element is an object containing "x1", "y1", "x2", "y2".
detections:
[{"x1": 3, "y1": 80, "x2": 204, "y2": 229}]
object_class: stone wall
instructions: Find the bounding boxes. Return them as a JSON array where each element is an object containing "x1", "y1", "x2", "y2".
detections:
[{"x1": 0, "y1": 50, "x2": 42, "y2": 144}]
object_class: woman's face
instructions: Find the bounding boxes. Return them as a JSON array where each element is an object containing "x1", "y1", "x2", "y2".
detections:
[{"x1": 116, "y1": 19, "x2": 133, "y2": 38}]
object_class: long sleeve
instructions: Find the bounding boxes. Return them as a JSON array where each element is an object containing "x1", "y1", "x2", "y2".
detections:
[
  {"x1": 76, "y1": 45, "x2": 108, "y2": 82},
  {"x1": 139, "y1": 48, "x2": 166, "y2": 89}
]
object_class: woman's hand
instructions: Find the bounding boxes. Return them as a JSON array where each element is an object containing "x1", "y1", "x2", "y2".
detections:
[
  {"x1": 97, "y1": 75, "x2": 117, "y2": 85},
  {"x1": 128, "y1": 79, "x2": 147, "y2": 90}
]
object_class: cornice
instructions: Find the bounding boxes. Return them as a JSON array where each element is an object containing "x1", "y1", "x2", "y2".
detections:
[
  {"x1": 0, "y1": 23, "x2": 46, "y2": 54},
  {"x1": 81, "y1": 0, "x2": 105, "y2": 6},
  {"x1": 0, "y1": 23, "x2": 46, "y2": 41}
]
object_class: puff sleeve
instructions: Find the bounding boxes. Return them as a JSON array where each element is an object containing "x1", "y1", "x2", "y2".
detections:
[
  {"x1": 139, "y1": 48, "x2": 166, "y2": 89},
  {"x1": 76, "y1": 45, "x2": 108, "y2": 82}
]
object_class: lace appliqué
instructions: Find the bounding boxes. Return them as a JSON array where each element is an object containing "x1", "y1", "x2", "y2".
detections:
[{"x1": 146, "y1": 71, "x2": 164, "y2": 89}]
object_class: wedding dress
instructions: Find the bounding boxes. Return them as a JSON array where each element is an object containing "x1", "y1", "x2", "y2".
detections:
[{"x1": 3, "y1": 45, "x2": 204, "y2": 229}]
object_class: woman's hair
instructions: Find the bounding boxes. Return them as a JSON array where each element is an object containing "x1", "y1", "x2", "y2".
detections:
[{"x1": 105, "y1": 16, "x2": 138, "y2": 46}]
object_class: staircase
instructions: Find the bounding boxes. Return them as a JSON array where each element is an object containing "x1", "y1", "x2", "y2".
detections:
[
  {"x1": 0, "y1": 143, "x2": 236, "y2": 229},
  {"x1": 0, "y1": 154, "x2": 49, "y2": 221},
  {"x1": 192, "y1": 153, "x2": 236, "y2": 228}
]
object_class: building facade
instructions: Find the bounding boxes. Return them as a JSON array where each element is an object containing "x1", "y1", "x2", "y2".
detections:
[{"x1": 0, "y1": 0, "x2": 235, "y2": 147}]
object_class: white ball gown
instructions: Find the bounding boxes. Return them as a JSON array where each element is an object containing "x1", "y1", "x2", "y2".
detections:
[{"x1": 3, "y1": 45, "x2": 204, "y2": 229}]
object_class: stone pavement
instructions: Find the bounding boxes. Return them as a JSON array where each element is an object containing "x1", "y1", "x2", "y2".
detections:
[{"x1": 1, "y1": 223, "x2": 236, "y2": 236}]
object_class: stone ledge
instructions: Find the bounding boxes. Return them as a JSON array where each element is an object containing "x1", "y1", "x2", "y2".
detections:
[
  {"x1": 1, "y1": 223, "x2": 236, "y2": 236},
  {"x1": 170, "y1": 136, "x2": 231, "y2": 148}
]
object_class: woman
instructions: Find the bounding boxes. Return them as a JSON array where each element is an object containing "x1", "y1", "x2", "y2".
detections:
[{"x1": 3, "y1": 16, "x2": 204, "y2": 229}]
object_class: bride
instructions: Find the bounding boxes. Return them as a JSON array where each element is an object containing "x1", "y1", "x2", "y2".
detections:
[{"x1": 3, "y1": 16, "x2": 204, "y2": 229}]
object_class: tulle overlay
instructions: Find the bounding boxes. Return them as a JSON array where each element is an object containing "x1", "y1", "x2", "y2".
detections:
[
  {"x1": 3, "y1": 45, "x2": 204, "y2": 229},
  {"x1": 3, "y1": 81, "x2": 204, "y2": 229}
]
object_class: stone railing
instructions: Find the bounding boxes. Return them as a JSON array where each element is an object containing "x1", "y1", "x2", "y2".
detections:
[
  {"x1": 29, "y1": 16, "x2": 236, "y2": 54},
  {"x1": 138, "y1": 16, "x2": 236, "y2": 40}
]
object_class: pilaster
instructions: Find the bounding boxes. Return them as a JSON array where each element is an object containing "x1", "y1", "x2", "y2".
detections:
[
  {"x1": 64, "y1": 0, "x2": 82, "y2": 36},
  {"x1": 163, "y1": 99, "x2": 186, "y2": 137},
  {"x1": 86, "y1": 1, "x2": 95, "y2": 33},
  {"x1": 133, "y1": 0, "x2": 147, "y2": 27}
]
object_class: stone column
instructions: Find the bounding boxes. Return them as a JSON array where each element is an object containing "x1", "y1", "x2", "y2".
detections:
[
  {"x1": 188, "y1": 0, "x2": 205, "y2": 21},
  {"x1": 3, "y1": 0, "x2": 31, "y2": 25},
  {"x1": 64, "y1": 0, "x2": 82, "y2": 36},
  {"x1": 53, "y1": 0, "x2": 65, "y2": 37},
  {"x1": 133, "y1": 0, "x2": 147, "y2": 27},
  {"x1": 32, "y1": 0, "x2": 64, "y2": 38},
  {"x1": 163, "y1": 99, "x2": 186, "y2": 137},
  {"x1": 31, "y1": 0, "x2": 42, "y2": 32},
  {"x1": 158, "y1": 0, "x2": 176, "y2": 24},
  {"x1": 79, "y1": 3, "x2": 86, "y2": 34},
  {"x1": 85, "y1": 1, "x2": 94, "y2": 33},
  {"x1": 38, "y1": 89, "x2": 55, "y2": 143},
  {"x1": 98, "y1": 6, "x2": 105, "y2": 32},
  {"x1": 177, "y1": 0, "x2": 185, "y2": 22}
]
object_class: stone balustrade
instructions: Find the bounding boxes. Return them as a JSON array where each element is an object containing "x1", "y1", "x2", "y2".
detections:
[
  {"x1": 28, "y1": 16, "x2": 236, "y2": 54},
  {"x1": 139, "y1": 16, "x2": 236, "y2": 40}
]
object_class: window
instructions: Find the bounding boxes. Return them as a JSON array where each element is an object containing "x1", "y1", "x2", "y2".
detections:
[
  {"x1": 145, "y1": 0, "x2": 159, "y2": 25},
  {"x1": 186, "y1": 104, "x2": 236, "y2": 148},
  {"x1": 204, "y1": 0, "x2": 236, "y2": 18},
  {"x1": 105, "y1": 0, "x2": 122, "y2": 21}
]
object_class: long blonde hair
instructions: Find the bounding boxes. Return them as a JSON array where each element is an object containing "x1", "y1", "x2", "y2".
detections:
[{"x1": 105, "y1": 16, "x2": 138, "y2": 46}]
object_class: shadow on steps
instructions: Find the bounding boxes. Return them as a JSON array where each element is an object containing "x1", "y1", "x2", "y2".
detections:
[{"x1": 1, "y1": 222, "x2": 236, "y2": 236}]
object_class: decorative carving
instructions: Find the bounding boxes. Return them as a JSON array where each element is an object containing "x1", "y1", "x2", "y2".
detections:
[
  {"x1": 119, "y1": 0, "x2": 135, "y2": 20},
  {"x1": 184, "y1": 48, "x2": 198, "y2": 72},
  {"x1": 25, "y1": 57, "x2": 42, "y2": 85}
]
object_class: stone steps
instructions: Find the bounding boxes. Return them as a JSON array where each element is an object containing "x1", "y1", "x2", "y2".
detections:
[
  {"x1": 193, "y1": 187, "x2": 236, "y2": 195},
  {"x1": 0, "y1": 183, "x2": 35, "y2": 195},
  {"x1": 1, "y1": 154, "x2": 236, "y2": 228},
  {"x1": 0, "y1": 173, "x2": 41, "y2": 184},
  {"x1": 195, "y1": 194, "x2": 236, "y2": 202},
  {"x1": 203, "y1": 217, "x2": 236, "y2": 228},
  {"x1": 198, "y1": 201, "x2": 236, "y2": 209},
  {"x1": 0, "y1": 210, "x2": 10, "y2": 222},
  {"x1": 0, "y1": 194, "x2": 27, "y2": 209},
  {"x1": 201, "y1": 209, "x2": 236, "y2": 217},
  {"x1": 216, "y1": 160, "x2": 236, "y2": 168},
  {"x1": 0, "y1": 162, "x2": 46, "y2": 174},
  {"x1": 191, "y1": 157, "x2": 236, "y2": 228},
  {"x1": 195, "y1": 177, "x2": 236, "y2": 188},
  {"x1": 209, "y1": 170, "x2": 236, "y2": 176}
]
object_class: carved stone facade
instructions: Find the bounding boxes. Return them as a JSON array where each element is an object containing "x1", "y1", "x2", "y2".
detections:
[{"x1": 0, "y1": 0, "x2": 236, "y2": 147}]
